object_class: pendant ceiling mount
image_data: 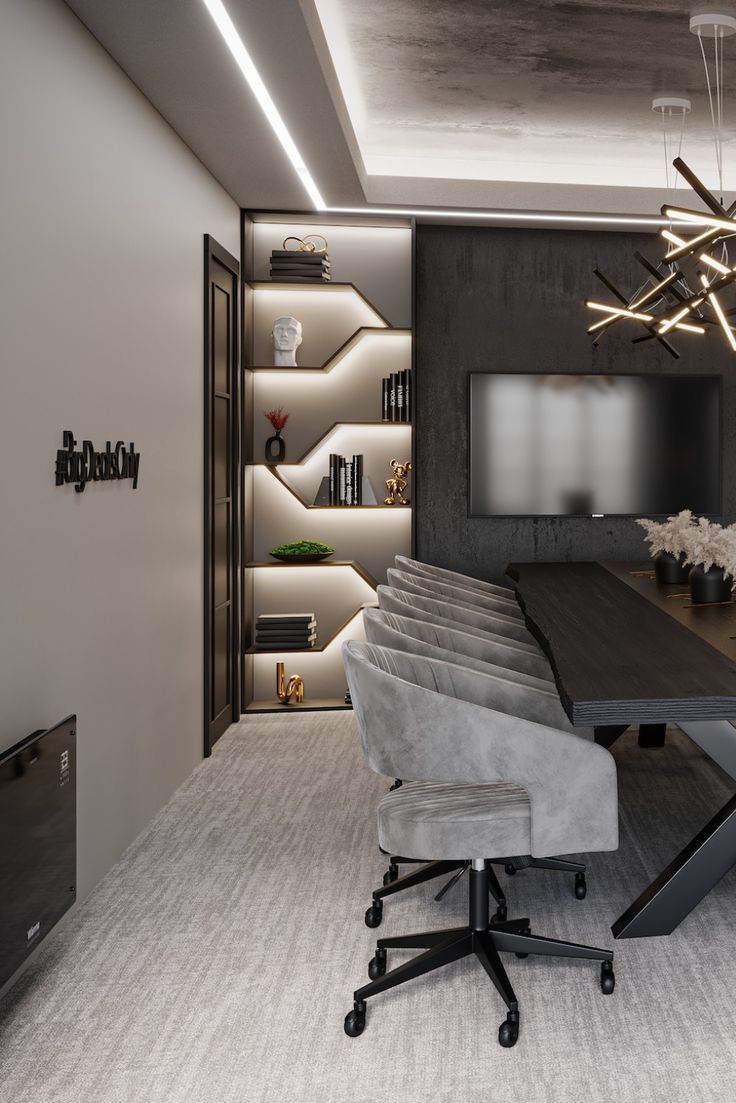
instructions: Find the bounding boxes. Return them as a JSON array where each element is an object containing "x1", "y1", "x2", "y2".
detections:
[
  {"x1": 652, "y1": 96, "x2": 691, "y2": 188},
  {"x1": 689, "y1": 13, "x2": 736, "y2": 37}
]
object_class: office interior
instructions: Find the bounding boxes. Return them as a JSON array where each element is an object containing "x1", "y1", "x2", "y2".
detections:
[{"x1": 4, "y1": 2, "x2": 736, "y2": 1101}]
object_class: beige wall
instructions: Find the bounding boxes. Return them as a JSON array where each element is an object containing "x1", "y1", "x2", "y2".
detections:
[{"x1": 0, "y1": 0, "x2": 240, "y2": 901}]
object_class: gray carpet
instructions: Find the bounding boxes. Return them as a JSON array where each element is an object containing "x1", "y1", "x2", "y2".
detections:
[{"x1": 1, "y1": 714, "x2": 736, "y2": 1103}]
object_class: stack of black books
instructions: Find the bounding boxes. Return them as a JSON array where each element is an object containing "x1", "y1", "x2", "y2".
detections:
[
  {"x1": 382, "y1": 369, "x2": 412, "y2": 421},
  {"x1": 255, "y1": 613, "x2": 317, "y2": 650},
  {"x1": 270, "y1": 250, "x2": 331, "y2": 282},
  {"x1": 328, "y1": 453, "x2": 363, "y2": 505}
]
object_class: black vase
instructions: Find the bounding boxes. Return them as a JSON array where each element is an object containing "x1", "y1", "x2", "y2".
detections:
[
  {"x1": 689, "y1": 564, "x2": 733, "y2": 605},
  {"x1": 265, "y1": 430, "x2": 285, "y2": 464},
  {"x1": 653, "y1": 550, "x2": 690, "y2": 585}
]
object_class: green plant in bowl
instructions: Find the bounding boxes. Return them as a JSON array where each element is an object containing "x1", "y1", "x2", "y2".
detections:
[{"x1": 269, "y1": 540, "x2": 335, "y2": 563}]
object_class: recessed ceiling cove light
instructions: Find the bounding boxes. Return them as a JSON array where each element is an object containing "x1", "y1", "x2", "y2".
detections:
[
  {"x1": 201, "y1": 0, "x2": 714, "y2": 228},
  {"x1": 200, "y1": 0, "x2": 326, "y2": 210}
]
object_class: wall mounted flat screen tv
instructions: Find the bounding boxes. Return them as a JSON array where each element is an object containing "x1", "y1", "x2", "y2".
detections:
[{"x1": 469, "y1": 373, "x2": 721, "y2": 517}]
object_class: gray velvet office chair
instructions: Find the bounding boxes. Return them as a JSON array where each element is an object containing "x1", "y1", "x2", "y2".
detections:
[
  {"x1": 342, "y1": 641, "x2": 618, "y2": 1046},
  {"x1": 362, "y1": 606, "x2": 591, "y2": 904},
  {"x1": 395, "y1": 554, "x2": 516, "y2": 601},
  {"x1": 377, "y1": 584, "x2": 544, "y2": 660},
  {"x1": 387, "y1": 566, "x2": 523, "y2": 621},
  {"x1": 377, "y1": 584, "x2": 536, "y2": 647},
  {"x1": 364, "y1": 608, "x2": 559, "y2": 702}
]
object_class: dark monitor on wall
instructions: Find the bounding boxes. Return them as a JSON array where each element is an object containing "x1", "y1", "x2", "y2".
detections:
[{"x1": 468, "y1": 373, "x2": 721, "y2": 517}]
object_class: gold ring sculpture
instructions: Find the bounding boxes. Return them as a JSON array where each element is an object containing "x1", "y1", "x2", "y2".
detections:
[{"x1": 281, "y1": 234, "x2": 329, "y2": 255}]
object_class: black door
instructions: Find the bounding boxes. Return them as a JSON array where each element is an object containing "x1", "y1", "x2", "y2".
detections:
[{"x1": 204, "y1": 236, "x2": 240, "y2": 754}]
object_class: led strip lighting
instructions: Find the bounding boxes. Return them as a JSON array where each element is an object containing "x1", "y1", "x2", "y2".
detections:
[
  {"x1": 200, "y1": 0, "x2": 711, "y2": 229},
  {"x1": 200, "y1": 0, "x2": 325, "y2": 210}
]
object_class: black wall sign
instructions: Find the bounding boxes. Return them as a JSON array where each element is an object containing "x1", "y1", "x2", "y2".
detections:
[{"x1": 55, "y1": 431, "x2": 140, "y2": 493}]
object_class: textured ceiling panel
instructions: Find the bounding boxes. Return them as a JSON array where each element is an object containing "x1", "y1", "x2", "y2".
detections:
[{"x1": 314, "y1": 0, "x2": 736, "y2": 194}]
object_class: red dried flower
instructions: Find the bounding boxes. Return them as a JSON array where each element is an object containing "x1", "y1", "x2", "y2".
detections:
[{"x1": 264, "y1": 407, "x2": 289, "y2": 432}]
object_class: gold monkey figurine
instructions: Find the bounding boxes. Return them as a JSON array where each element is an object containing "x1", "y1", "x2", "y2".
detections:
[{"x1": 384, "y1": 458, "x2": 412, "y2": 506}]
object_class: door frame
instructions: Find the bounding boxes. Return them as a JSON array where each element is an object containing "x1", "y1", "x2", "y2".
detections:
[{"x1": 204, "y1": 235, "x2": 241, "y2": 756}]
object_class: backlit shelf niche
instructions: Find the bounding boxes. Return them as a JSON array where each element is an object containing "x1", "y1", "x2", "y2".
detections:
[{"x1": 243, "y1": 213, "x2": 414, "y2": 712}]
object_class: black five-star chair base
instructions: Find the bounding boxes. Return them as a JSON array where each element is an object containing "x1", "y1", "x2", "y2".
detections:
[{"x1": 345, "y1": 861, "x2": 614, "y2": 1047}]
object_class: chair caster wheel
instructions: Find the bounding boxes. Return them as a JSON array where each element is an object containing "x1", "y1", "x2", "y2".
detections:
[
  {"x1": 383, "y1": 863, "x2": 399, "y2": 886},
  {"x1": 492, "y1": 905, "x2": 508, "y2": 923},
  {"x1": 368, "y1": 948, "x2": 387, "y2": 980},
  {"x1": 515, "y1": 926, "x2": 531, "y2": 958},
  {"x1": 344, "y1": 1004, "x2": 366, "y2": 1037},
  {"x1": 498, "y1": 1012, "x2": 520, "y2": 1048},
  {"x1": 365, "y1": 900, "x2": 383, "y2": 928},
  {"x1": 575, "y1": 872, "x2": 587, "y2": 900},
  {"x1": 504, "y1": 863, "x2": 517, "y2": 876},
  {"x1": 600, "y1": 961, "x2": 615, "y2": 995}
]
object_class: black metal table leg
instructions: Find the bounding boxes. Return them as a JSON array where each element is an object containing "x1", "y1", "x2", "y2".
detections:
[
  {"x1": 612, "y1": 791, "x2": 736, "y2": 938},
  {"x1": 638, "y1": 723, "x2": 667, "y2": 748},
  {"x1": 594, "y1": 724, "x2": 629, "y2": 748}
]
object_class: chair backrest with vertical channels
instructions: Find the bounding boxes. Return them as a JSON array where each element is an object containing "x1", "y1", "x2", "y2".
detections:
[
  {"x1": 387, "y1": 567, "x2": 522, "y2": 620},
  {"x1": 377, "y1": 585, "x2": 535, "y2": 647},
  {"x1": 342, "y1": 640, "x2": 618, "y2": 857},
  {"x1": 395, "y1": 554, "x2": 514, "y2": 600}
]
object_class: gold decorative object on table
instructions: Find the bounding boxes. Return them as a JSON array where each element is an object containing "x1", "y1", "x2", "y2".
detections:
[
  {"x1": 276, "y1": 661, "x2": 305, "y2": 704},
  {"x1": 384, "y1": 458, "x2": 412, "y2": 506}
]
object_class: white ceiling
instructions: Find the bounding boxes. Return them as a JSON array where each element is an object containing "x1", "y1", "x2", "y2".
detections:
[{"x1": 64, "y1": 0, "x2": 736, "y2": 216}]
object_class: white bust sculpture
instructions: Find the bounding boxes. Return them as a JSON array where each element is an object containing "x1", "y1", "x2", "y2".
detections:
[{"x1": 272, "y1": 315, "x2": 303, "y2": 366}]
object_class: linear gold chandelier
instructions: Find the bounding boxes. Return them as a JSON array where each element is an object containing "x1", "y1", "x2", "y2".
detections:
[
  {"x1": 586, "y1": 12, "x2": 736, "y2": 357},
  {"x1": 585, "y1": 159, "x2": 736, "y2": 358}
]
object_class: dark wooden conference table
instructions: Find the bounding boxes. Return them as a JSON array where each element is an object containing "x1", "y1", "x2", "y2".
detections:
[{"x1": 507, "y1": 560, "x2": 736, "y2": 940}]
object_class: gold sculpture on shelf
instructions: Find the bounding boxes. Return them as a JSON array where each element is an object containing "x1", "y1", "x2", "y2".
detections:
[
  {"x1": 276, "y1": 661, "x2": 305, "y2": 704},
  {"x1": 384, "y1": 458, "x2": 412, "y2": 506},
  {"x1": 282, "y1": 234, "x2": 328, "y2": 254}
]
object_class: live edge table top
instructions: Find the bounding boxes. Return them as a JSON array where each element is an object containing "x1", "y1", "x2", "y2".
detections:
[{"x1": 506, "y1": 561, "x2": 736, "y2": 727}]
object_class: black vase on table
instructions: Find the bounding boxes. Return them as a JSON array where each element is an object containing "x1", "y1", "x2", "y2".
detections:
[
  {"x1": 653, "y1": 550, "x2": 690, "y2": 585},
  {"x1": 265, "y1": 430, "x2": 285, "y2": 464},
  {"x1": 689, "y1": 564, "x2": 733, "y2": 605}
]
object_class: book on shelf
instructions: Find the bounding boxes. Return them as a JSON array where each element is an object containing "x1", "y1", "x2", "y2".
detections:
[
  {"x1": 269, "y1": 273, "x2": 332, "y2": 283},
  {"x1": 270, "y1": 250, "x2": 330, "y2": 263},
  {"x1": 352, "y1": 454, "x2": 363, "y2": 506},
  {"x1": 254, "y1": 636, "x2": 317, "y2": 650},
  {"x1": 270, "y1": 261, "x2": 331, "y2": 272},
  {"x1": 328, "y1": 452, "x2": 339, "y2": 506},
  {"x1": 270, "y1": 262, "x2": 331, "y2": 272},
  {"x1": 256, "y1": 622, "x2": 316, "y2": 635},
  {"x1": 269, "y1": 269, "x2": 331, "y2": 279},
  {"x1": 381, "y1": 369, "x2": 412, "y2": 422},
  {"x1": 338, "y1": 457, "x2": 347, "y2": 505},
  {"x1": 269, "y1": 250, "x2": 331, "y2": 282},
  {"x1": 257, "y1": 613, "x2": 316, "y2": 625},
  {"x1": 319, "y1": 453, "x2": 366, "y2": 505},
  {"x1": 344, "y1": 456, "x2": 353, "y2": 506}
]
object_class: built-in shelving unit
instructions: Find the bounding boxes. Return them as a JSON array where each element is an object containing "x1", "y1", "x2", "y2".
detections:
[{"x1": 241, "y1": 212, "x2": 414, "y2": 711}]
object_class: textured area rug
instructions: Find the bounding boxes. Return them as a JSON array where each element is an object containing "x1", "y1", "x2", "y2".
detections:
[{"x1": 1, "y1": 714, "x2": 735, "y2": 1103}]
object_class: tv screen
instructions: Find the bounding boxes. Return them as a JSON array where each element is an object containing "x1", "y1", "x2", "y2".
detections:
[{"x1": 469, "y1": 373, "x2": 721, "y2": 517}]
